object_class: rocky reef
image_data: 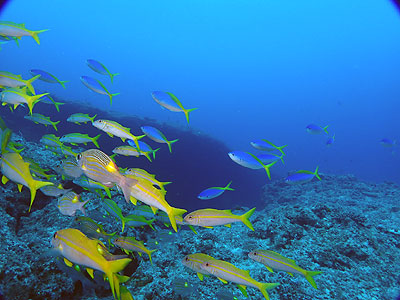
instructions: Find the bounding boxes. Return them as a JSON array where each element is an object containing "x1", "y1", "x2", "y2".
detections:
[{"x1": 0, "y1": 134, "x2": 399, "y2": 300}]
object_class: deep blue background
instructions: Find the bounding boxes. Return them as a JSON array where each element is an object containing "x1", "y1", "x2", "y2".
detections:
[{"x1": 1, "y1": 0, "x2": 400, "y2": 189}]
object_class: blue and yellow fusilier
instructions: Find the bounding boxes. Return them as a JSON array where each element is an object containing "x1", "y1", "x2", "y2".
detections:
[
  {"x1": 30, "y1": 69, "x2": 68, "y2": 89},
  {"x1": 285, "y1": 166, "x2": 321, "y2": 184},
  {"x1": 140, "y1": 125, "x2": 179, "y2": 153},
  {"x1": 87, "y1": 59, "x2": 119, "y2": 83},
  {"x1": 80, "y1": 76, "x2": 120, "y2": 105}
]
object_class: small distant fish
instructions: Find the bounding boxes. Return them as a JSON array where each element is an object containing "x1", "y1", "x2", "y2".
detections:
[
  {"x1": 250, "y1": 139, "x2": 287, "y2": 155},
  {"x1": 112, "y1": 236, "x2": 157, "y2": 264},
  {"x1": 37, "y1": 94, "x2": 64, "y2": 112},
  {"x1": 285, "y1": 166, "x2": 321, "y2": 184},
  {"x1": 306, "y1": 124, "x2": 329, "y2": 135},
  {"x1": 40, "y1": 134, "x2": 63, "y2": 148},
  {"x1": 40, "y1": 183, "x2": 72, "y2": 197},
  {"x1": 151, "y1": 91, "x2": 198, "y2": 124},
  {"x1": 198, "y1": 181, "x2": 234, "y2": 200},
  {"x1": 380, "y1": 138, "x2": 396, "y2": 148},
  {"x1": 80, "y1": 76, "x2": 120, "y2": 105},
  {"x1": 258, "y1": 153, "x2": 285, "y2": 164},
  {"x1": 183, "y1": 207, "x2": 256, "y2": 230},
  {"x1": 74, "y1": 216, "x2": 116, "y2": 241},
  {"x1": 125, "y1": 215, "x2": 156, "y2": 230},
  {"x1": 73, "y1": 176, "x2": 111, "y2": 198},
  {"x1": 140, "y1": 125, "x2": 178, "y2": 153},
  {"x1": 248, "y1": 249, "x2": 322, "y2": 289},
  {"x1": 92, "y1": 119, "x2": 145, "y2": 149},
  {"x1": 326, "y1": 134, "x2": 335, "y2": 146},
  {"x1": 228, "y1": 151, "x2": 277, "y2": 179},
  {"x1": 60, "y1": 133, "x2": 101, "y2": 148},
  {"x1": 126, "y1": 140, "x2": 160, "y2": 162},
  {"x1": 112, "y1": 145, "x2": 140, "y2": 158},
  {"x1": 172, "y1": 278, "x2": 198, "y2": 298},
  {"x1": 0, "y1": 21, "x2": 48, "y2": 44},
  {"x1": 30, "y1": 69, "x2": 68, "y2": 88},
  {"x1": 102, "y1": 198, "x2": 137, "y2": 232},
  {"x1": 57, "y1": 191, "x2": 88, "y2": 216},
  {"x1": 200, "y1": 259, "x2": 279, "y2": 300},
  {"x1": 0, "y1": 71, "x2": 40, "y2": 94},
  {"x1": 181, "y1": 253, "x2": 215, "y2": 281},
  {"x1": 67, "y1": 113, "x2": 97, "y2": 124},
  {"x1": 86, "y1": 59, "x2": 119, "y2": 83},
  {"x1": 24, "y1": 113, "x2": 60, "y2": 131}
]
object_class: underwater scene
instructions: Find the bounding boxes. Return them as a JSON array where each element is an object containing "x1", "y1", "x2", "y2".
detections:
[{"x1": 1, "y1": 1, "x2": 400, "y2": 299}]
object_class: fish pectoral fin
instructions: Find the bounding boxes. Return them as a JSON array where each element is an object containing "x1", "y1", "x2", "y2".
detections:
[
  {"x1": 150, "y1": 206, "x2": 158, "y2": 214},
  {"x1": 1, "y1": 175, "x2": 9, "y2": 184},
  {"x1": 137, "y1": 252, "x2": 142, "y2": 257},
  {"x1": 237, "y1": 284, "x2": 248, "y2": 297},
  {"x1": 121, "y1": 138, "x2": 126, "y2": 142},
  {"x1": 64, "y1": 258, "x2": 73, "y2": 267},
  {"x1": 123, "y1": 249, "x2": 129, "y2": 255},
  {"x1": 266, "y1": 266, "x2": 274, "y2": 273},
  {"x1": 287, "y1": 272, "x2": 294, "y2": 276},
  {"x1": 17, "y1": 184, "x2": 23, "y2": 192},
  {"x1": 224, "y1": 223, "x2": 231, "y2": 228},
  {"x1": 86, "y1": 268, "x2": 94, "y2": 279},
  {"x1": 197, "y1": 272, "x2": 204, "y2": 281},
  {"x1": 217, "y1": 277, "x2": 228, "y2": 284},
  {"x1": 129, "y1": 196, "x2": 137, "y2": 205},
  {"x1": 107, "y1": 132, "x2": 114, "y2": 138},
  {"x1": 203, "y1": 226, "x2": 214, "y2": 229},
  {"x1": 71, "y1": 143, "x2": 78, "y2": 146}
]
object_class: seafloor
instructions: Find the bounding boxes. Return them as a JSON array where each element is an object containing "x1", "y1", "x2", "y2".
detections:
[{"x1": 0, "y1": 133, "x2": 399, "y2": 300}]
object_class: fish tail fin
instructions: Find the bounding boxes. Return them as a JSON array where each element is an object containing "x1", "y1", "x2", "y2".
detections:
[
  {"x1": 30, "y1": 180, "x2": 53, "y2": 212},
  {"x1": 240, "y1": 207, "x2": 256, "y2": 231},
  {"x1": 259, "y1": 282, "x2": 280, "y2": 300},
  {"x1": 29, "y1": 93, "x2": 49, "y2": 115},
  {"x1": 152, "y1": 148, "x2": 160, "y2": 160},
  {"x1": 279, "y1": 153, "x2": 285, "y2": 164},
  {"x1": 183, "y1": 107, "x2": 198, "y2": 124},
  {"x1": 106, "y1": 257, "x2": 132, "y2": 300},
  {"x1": 261, "y1": 139, "x2": 287, "y2": 156},
  {"x1": 90, "y1": 114, "x2": 97, "y2": 123},
  {"x1": 110, "y1": 73, "x2": 120, "y2": 83},
  {"x1": 224, "y1": 180, "x2": 235, "y2": 191},
  {"x1": 59, "y1": 80, "x2": 68, "y2": 89},
  {"x1": 147, "y1": 249, "x2": 157, "y2": 264},
  {"x1": 53, "y1": 101, "x2": 65, "y2": 112},
  {"x1": 246, "y1": 152, "x2": 277, "y2": 180},
  {"x1": 31, "y1": 29, "x2": 48, "y2": 45},
  {"x1": 52, "y1": 120, "x2": 60, "y2": 131},
  {"x1": 80, "y1": 200, "x2": 90, "y2": 216},
  {"x1": 119, "y1": 175, "x2": 138, "y2": 203},
  {"x1": 26, "y1": 74, "x2": 41, "y2": 94},
  {"x1": 167, "y1": 139, "x2": 179, "y2": 153},
  {"x1": 304, "y1": 270, "x2": 322, "y2": 289},
  {"x1": 144, "y1": 152, "x2": 152, "y2": 162},
  {"x1": 314, "y1": 166, "x2": 321, "y2": 180},
  {"x1": 323, "y1": 125, "x2": 329, "y2": 135},
  {"x1": 167, "y1": 206, "x2": 187, "y2": 232},
  {"x1": 92, "y1": 134, "x2": 101, "y2": 148},
  {"x1": 109, "y1": 92, "x2": 120, "y2": 106}
]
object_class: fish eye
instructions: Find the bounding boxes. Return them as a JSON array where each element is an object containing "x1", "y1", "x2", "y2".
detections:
[
  {"x1": 253, "y1": 252, "x2": 257, "y2": 255},
  {"x1": 77, "y1": 154, "x2": 82, "y2": 160},
  {"x1": 185, "y1": 257, "x2": 189, "y2": 261},
  {"x1": 98, "y1": 120, "x2": 103, "y2": 123},
  {"x1": 205, "y1": 263, "x2": 209, "y2": 266},
  {"x1": 53, "y1": 232, "x2": 57, "y2": 239}
]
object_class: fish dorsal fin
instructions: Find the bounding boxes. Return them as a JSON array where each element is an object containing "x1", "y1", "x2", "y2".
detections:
[
  {"x1": 222, "y1": 209, "x2": 232, "y2": 214},
  {"x1": 1, "y1": 175, "x2": 9, "y2": 184},
  {"x1": 268, "y1": 250, "x2": 297, "y2": 265},
  {"x1": 86, "y1": 268, "x2": 94, "y2": 279},
  {"x1": 17, "y1": 184, "x2": 23, "y2": 192},
  {"x1": 217, "y1": 277, "x2": 228, "y2": 284},
  {"x1": 57, "y1": 183, "x2": 63, "y2": 189},
  {"x1": 64, "y1": 258, "x2": 73, "y2": 267},
  {"x1": 197, "y1": 272, "x2": 204, "y2": 281}
]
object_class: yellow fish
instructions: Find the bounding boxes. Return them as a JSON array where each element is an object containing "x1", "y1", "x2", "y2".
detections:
[
  {"x1": 181, "y1": 253, "x2": 215, "y2": 281},
  {"x1": 200, "y1": 259, "x2": 279, "y2": 300},
  {"x1": 0, "y1": 152, "x2": 53, "y2": 211},
  {"x1": 113, "y1": 236, "x2": 157, "y2": 264},
  {"x1": 0, "y1": 71, "x2": 40, "y2": 94},
  {"x1": 52, "y1": 228, "x2": 131, "y2": 300},
  {"x1": 183, "y1": 207, "x2": 256, "y2": 230}
]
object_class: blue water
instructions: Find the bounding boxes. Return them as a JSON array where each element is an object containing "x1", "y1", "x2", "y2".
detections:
[{"x1": 1, "y1": 0, "x2": 400, "y2": 183}]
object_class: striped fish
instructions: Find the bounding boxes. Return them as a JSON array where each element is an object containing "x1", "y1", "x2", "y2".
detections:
[
  {"x1": 125, "y1": 174, "x2": 186, "y2": 232},
  {"x1": 76, "y1": 149, "x2": 137, "y2": 203},
  {"x1": 181, "y1": 253, "x2": 215, "y2": 281},
  {"x1": 248, "y1": 249, "x2": 322, "y2": 289},
  {"x1": 61, "y1": 157, "x2": 83, "y2": 179},
  {"x1": 112, "y1": 236, "x2": 157, "y2": 264},
  {"x1": 57, "y1": 191, "x2": 88, "y2": 216},
  {"x1": 200, "y1": 259, "x2": 279, "y2": 300}
]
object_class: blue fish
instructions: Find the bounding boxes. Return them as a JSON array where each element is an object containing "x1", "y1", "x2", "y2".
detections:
[
  {"x1": 326, "y1": 134, "x2": 335, "y2": 146},
  {"x1": 285, "y1": 166, "x2": 321, "y2": 184},
  {"x1": 250, "y1": 139, "x2": 287, "y2": 155},
  {"x1": 80, "y1": 76, "x2": 120, "y2": 105},
  {"x1": 30, "y1": 69, "x2": 68, "y2": 88},
  {"x1": 127, "y1": 140, "x2": 160, "y2": 161},
  {"x1": 380, "y1": 138, "x2": 396, "y2": 148},
  {"x1": 198, "y1": 181, "x2": 234, "y2": 200},
  {"x1": 86, "y1": 59, "x2": 119, "y2": 83},
  {"x1": 228, "y1": 151, "x2": 277, "y2": 180},
  {"x1": 306, "y1": 124, "x2": 329, "y2": 135},
  {"x1": 140, "y1": 125, "x2": 179, "y2": 153}
]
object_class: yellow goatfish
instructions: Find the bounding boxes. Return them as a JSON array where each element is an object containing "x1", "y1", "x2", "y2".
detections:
[
  {"x1": 200, "y1": 259, "x2": 279, "y2": 300},
  {"x1": 0, "y1": 152, "x2": 53, "y2": 211},
  {"x1": 52, "y1": 228, "x2": 131, "y2": 300},
  {"x1": 248, "y1": 249, "x2": 322, "y2": 289},
  {"x1": 181, "y1": 253, "x2": 215, "y2": 281},
  {"x1": 125, "y1": 174, "x2": 186, "y2": 232},
  {"x1": 76, "y1": 149, "x2": 137, "y2": 203},
  {"x1": 183, "y1": 207, "x2": 256, "y2": 231}
]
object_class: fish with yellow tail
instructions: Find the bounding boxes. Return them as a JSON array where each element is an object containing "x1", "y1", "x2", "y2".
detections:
[
  {"x1": 0, "y1": 21, "x2": 48, "y2": 44},
  {"x1": 183, "y1": 207, "x2": 256, "y2": 231},
  {"x1": 248, "y1": 249, "x2": 322, "y2": 289},
  {"x1": 92, "y1": 119, "x2": 145, "y2": 150},
  {"x1": 0, "y1": 71, "x2": 40, "y2": 94},
  {"x1": 181, "y1": 253, "x2": 215, "y2": 281},
  {"x1": 200, "y1": 259, "x2": 279, "y2": 300},
  {"x1": 112, "y1": 236, "x2": 157, "y2": 264},
  {"x1": 125, "y1": 174, "x2": 187, "y2": 232},
  {"x1": 24, "y1": 113, "x2": 60, "y2": 131},
  {"x1": 0, "y1": 152, "x2": 53, "y2": 211},
  {"x1": 0, "y1": 87, "x2": 48, "y2": 115},
  {"x1": 76, "y1": 149, "x2": 138, "y2": 203},
  {"x1": 51, "y1": 228, "x2": 131, "y2": 300}
]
